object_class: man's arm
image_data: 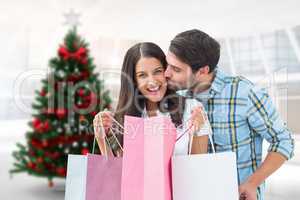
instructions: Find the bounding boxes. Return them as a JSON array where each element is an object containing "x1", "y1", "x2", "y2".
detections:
[
  {"x1": 239, "y1": 87, "x2": 294, "y2": 200},
  {"x1": 239, "y1": 152, "x2": 287, "y2": 199}
]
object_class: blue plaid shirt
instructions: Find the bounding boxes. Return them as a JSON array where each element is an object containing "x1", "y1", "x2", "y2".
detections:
[{"x1": 181, "y1": 69, "x2": 294, "y2": 200}]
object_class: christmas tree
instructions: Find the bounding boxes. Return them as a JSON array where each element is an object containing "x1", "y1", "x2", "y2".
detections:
[{"x1": 10, "y1": 28, "x2": 112, "y2": 186}]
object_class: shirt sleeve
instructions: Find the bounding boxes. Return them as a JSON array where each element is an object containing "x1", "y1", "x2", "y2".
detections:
[{"x1": 247, "y1": 87, "x2": 294, "y2": 160}]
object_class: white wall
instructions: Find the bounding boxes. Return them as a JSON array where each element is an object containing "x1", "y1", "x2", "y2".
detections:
[{"x1": 0, "y1": 0, "x2": 300, "y2": 134}]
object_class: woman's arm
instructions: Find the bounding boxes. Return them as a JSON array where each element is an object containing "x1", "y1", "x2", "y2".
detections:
[
  {"x1": 188, "y1": 100, "x2": 210, "y2": 154},
  {"x1": 191, "y1": 135, "x2": 208, "y2": 154},
  {"x1": 93, "y1": 111, "x2": 114, "y2": 156},
  {"x1": 95, "y1": 137, "x2": 114, "y2": 156}
]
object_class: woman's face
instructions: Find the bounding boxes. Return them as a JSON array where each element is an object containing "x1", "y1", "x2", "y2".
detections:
[{"x1": 135, "y1": 57, "x2": 167, "y2": 103}]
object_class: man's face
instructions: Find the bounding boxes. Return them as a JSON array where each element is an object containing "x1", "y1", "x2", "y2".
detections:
[{"x1": 165, "y1": 51, "x2": 196, "y2": 90}]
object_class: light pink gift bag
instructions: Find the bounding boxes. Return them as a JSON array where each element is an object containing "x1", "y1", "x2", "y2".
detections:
[
  {"x1": 85, "y1": 115, "x2": 123, "y2": 200},
  {"x1": 86, "y1": 154, "x2": 122, "y2": 200},
  {"x1": 65, "y1": 139, "x2": 122, "y2": 200},
  {"x1": 121, "y1": 115, "x2": 177, "y2": 200}
]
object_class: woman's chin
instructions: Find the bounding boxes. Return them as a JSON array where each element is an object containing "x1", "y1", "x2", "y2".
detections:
[{"x1": 145, "y1": 94, "x2": 164, "y2": 103}]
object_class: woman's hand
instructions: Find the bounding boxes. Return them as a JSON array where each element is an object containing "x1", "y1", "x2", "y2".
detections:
[
  {"x1": 93, "y1": 111, "x2": 114, "y2": 156},
  {"x1": 93, "y1": 111, "x2": 113, "y2": 139},
  {"x1": 189, "y1": 106, "x2": 207, "y2": 134}
]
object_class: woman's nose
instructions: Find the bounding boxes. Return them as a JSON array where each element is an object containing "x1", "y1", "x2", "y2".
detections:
[{"x1": 147, "y1": 80, "x2": 157, "y2": 87}]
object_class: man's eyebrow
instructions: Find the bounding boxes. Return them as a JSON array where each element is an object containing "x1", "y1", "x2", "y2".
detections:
[{"x1": 169, "y1": 64, "x2": 180, "y2": 69}]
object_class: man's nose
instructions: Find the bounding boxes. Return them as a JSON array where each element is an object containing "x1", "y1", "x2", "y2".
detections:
[{"x1": 165, "y1": 66, "x2": 171, "y2": 78}]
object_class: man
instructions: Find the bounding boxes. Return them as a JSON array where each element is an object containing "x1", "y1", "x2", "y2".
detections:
[{"x1": 165, "y1": 29, "x2": 294, "y2": 200}]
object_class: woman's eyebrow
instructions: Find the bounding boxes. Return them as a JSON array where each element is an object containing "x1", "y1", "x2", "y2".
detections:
[
  {"x1": 153, "y1": 66, "x2": 164, "y2": 70},
  {"x1": 135, "y1": 70, "x2": 145, "y2": 74}
]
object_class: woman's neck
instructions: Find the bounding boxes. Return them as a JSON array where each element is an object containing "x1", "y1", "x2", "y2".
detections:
[{"x1": 145, "y1": 100, "x2": 158, "y2": 117}]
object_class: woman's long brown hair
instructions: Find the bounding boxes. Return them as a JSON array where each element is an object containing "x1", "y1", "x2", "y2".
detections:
[{"x1": 113, "y1": 42, "x2": 185, "y2": 147}]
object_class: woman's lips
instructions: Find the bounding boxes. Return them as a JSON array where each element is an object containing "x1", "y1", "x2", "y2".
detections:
[{"x1": 146, "y1": 86, "x2": 161, "y2": 95}]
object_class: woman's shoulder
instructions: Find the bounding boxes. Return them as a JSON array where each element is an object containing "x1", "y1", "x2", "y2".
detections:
[{"x1": 184, "y1": 98, "x2": 204, "y2": 108}]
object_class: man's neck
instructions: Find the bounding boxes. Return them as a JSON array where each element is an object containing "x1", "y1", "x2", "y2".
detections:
[{"x1": 192, "y1": 71, "x2": 216, "y2": 94}]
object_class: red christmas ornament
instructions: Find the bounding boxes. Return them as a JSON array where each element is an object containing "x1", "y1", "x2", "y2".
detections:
[
  {"x1": 56, "y1": 167, "x2": 66, "y2": 177},
  {"x1": 84, "y1": 92, "x2": 97, "y2": 103},
  {"x1": 43, "y1": 121, "x2": 50, "y2": 132},
  {"x1": 29, "y1": 150, "x2": 35, "y2": 156},
  {"x1": 51, "y1": 152, "x2": 60, "y2": 159},
  {"x1": 27, "y1": 162, "x2": 36, "y2": 169},
  {"x1": 80, "y1": 57, "x2": 88, "y2": 65},
  {"x1": 91, "y1": 111, "x2": 97, "y2": 116},
  {"x1": 33, "y1": 118, "x2": 44, "y2": 133},
  {"x1": 42, "y1": 140, "x2": 49, "y2": 147},
  {"x1": 33, "y1": 119, "x2": 50, "y2": 133},
  {"x1": 36, "y1": 157, "x2": 43, "y2": 164},
  {"x1": 30, "y1": 140, "x2": 37, "y2": 147},
  {"x1": 91, "y1": 92, "x2": 97, "y2": 102},
  {"x1": 32, "y1": 118, "x2": 41, "y2": 129},
  {"x1": 81, "y1": 148, "x2": 89, "y2": 155},
  {"x1": 67, "y1": 74, "x2": 81, "y2": 82},
  {"x1": 80, "y1": 70, "x2": 90, "y2": 79},
  {"x1": 40, "y1": 89, "x2": 47, "y2": 97},
  {"x1": 77, "y1": 88, "x2": 85, "y2": 97},
  {"x1": 56, "y1": 108, "x2": 67, "y2": 119},
  {"x1": 76, "y1": 101, "x2": 89, "y2": 109}
]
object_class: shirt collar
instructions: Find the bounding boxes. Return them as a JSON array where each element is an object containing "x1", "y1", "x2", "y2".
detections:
[
  {"x1": 176, "y1": 68, "x2": 228, "y2": 99},
  {"x1": 209, "y1": 68, "x2": 227, "y2": 95}
]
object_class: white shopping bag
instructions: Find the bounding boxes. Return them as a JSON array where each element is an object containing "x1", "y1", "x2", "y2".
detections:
[
  {"x1": 172, "y1": 126, "x2": 239, "y2": 200},
  {"x1": 65, "y1": 154, "x2": 88, "y2": 200}
]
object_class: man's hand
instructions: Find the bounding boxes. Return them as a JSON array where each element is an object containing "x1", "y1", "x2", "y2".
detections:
[
  {"x1": 238, "y1": 152, "x2": 287, "y2": 200},
  {"x1": 239, "y1": 181, "x2": 257, "y2": 200}
]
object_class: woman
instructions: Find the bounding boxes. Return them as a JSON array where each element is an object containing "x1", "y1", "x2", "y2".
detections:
[{"x1": 93, "y1": 42, "x2": 209, "y2": 156}]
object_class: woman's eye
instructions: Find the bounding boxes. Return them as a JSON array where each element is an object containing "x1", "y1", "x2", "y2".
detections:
[
  {"x1": 154, "y1": 69, "x2": 164, "y2": 74},
  {"x1": 137, "y1": 73, "x2": 146, "y2": 78}
]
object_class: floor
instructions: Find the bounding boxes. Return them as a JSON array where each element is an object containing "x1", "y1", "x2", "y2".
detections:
[{"x1": 1, "y1": 120, "x2": 299, "y2": 200}]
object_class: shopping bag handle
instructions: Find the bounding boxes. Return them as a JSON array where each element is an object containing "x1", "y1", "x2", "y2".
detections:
[{"x1": 176, "y1": 120, "x2": 216, "y2": 154}]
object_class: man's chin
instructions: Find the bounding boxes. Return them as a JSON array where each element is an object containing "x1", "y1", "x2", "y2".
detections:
[{"x1": 167, "y1": 81, "x2": 183, "y2": 91}]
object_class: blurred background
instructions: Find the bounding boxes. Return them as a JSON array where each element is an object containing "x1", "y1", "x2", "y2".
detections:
[{"x1": 0, "y1": 0, "x2": 299, "y2": 199}]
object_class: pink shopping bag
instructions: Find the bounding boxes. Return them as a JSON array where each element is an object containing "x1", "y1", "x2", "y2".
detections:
[
  {"x1": 121, "y1": 115, "x2": 177, "y2": 200},
  {"x1": 86, "y1": 154, "x2": 122, "y2": 200},
  {"x1": 64, "y1": 153, "x2": 122, "y2": 200}
]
